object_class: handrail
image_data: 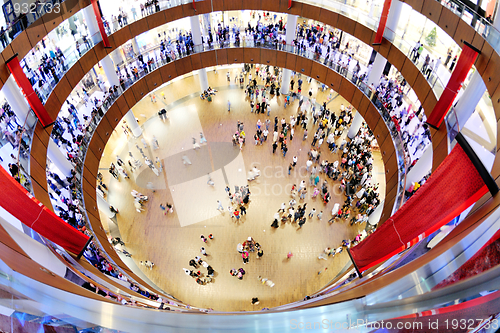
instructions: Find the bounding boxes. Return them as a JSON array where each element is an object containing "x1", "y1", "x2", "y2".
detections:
[
  {"x1": 7, "y1": 0, "x2": 436, "y2": 311},
  {"x1": 44, "y1": 42, "x2": 413, "y2": 310},
  {"x1": 3, "y1": 0, "x2": 500, "y2": 320},
  {"x1": 9, "y1": 1, "x2": 439, "y2": 306},
  {"x1": 23, "y1": 1, "x2": 446, "y2": 109}
]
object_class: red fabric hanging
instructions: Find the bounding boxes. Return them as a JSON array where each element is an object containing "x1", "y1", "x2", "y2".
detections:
[
  {"x1": 193, "y1": 0, "x2": 196, "y2": 10},
  {"x1": 350, "y1": 144, "x2": 488, "y2": 272},
  {"x1": 91, "y1": 0, "x2": 111, "y2": 48},
  {"x1": 373, "y1": 0, "x2": 392, "y2": 45},
  {"x1": 427, "y1": 43, "x2": 479, "y2": 128},
  {"x1": 0, "y1": 167, "x2": 89, "y2": 255},
  {"x1": 5, "y1": 56, "x2": 52, "y2": 127}
]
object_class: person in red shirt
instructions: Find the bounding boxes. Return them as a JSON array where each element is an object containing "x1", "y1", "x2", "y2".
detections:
[{"x1": 242, "y1": 251, "x2": 249, "y2": 264}]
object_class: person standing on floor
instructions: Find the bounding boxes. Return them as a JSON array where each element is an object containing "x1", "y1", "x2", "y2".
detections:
[
  {"x1": 449, "y1": 55, "x2": 458, "y2": 71},
  {"x1": 444, "y1": 48, "x2": 452, "y2": 66},
  {"x1": 242, "y1": 250, "x2": 249, "y2": 264},
  {"x1": 227, "y1": 100, "x2": 231, "y2": 112},
  {"x1": 200, "y1": 132, "x2": 207, "y2": 144},
  {"x1": 200, "y1": 247, "x2": 208, "y2": 256},
  {"x1": 193, "y1": 137, "x2": 200, "y2": 150},
  {"x1": 140, "y1": 260, "x2": 155, "y2": 269}
]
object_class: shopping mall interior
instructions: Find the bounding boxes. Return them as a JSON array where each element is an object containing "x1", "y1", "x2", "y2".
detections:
[{"x1": 0, "y1": 0, "x2": 500, "y2": 332}]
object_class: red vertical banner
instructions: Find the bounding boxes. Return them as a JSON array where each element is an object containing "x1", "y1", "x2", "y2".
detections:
[
  {"x1": 373, "y1": 0, "x2": 392, "y2": 45},
  {"x1": 427, "y1": 42, "x2": 479, "y2": 128},
  {"x1": 289, "y1": 0, "x2": 292, "y2": 9},
  {"x1": 90, "y1": 0, "x2": 111, "y2": 48},
  {"x1": 5, "y1": 56, "x2": 53, "y2": 127},
  {"x1": 350, "y1": 144, "x2": 488, "y2": 272},
  {"x1": 0, "y1": 167, "x2": 90, "y2": 255},
  {"x1": 193, "y1": 0, "x2": 196, "y2": 10}
]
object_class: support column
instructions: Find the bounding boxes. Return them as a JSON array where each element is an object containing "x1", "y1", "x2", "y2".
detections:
[
  {"x1": 109, "y1": 50, "x2": 124, "y2": 69},
  {"x1": 190, "y1": 15, "x2": 209, "y2": 91},
  {"x1": 124, "y1": 110, "x2": 142, "y2": 137},
  {"x1": 281, "y1": 69, "x2": 292, "y2": 95},
  {"x1": 101, "y1": 56, "x2": 120, "y2": 87},
  {"x1": 2, "y1": 76, "x2": 30, "y2": 124},
  {"x1": 285, "y1": 14, "x2": 298, "y2": 48},
  {"x1": 198, "y1": 68, "x2": 209, "y2": 91},
  {"x1": 190, "y1": 15, "x2": 202, "y2": 47},
  {"x1": 48, "y1": 138, "x2": 74, "y2": 177},
  {"x1": 494, "y1": 3, "x2": 500, "y2": 31},
  {"x1": 367, "y1": 52, "x2": 387, "y2": 88},
  {"x1": 202, "y1": 13, "x2": 211, "y2": 37},
  {"x1": 453, "y1": 71, "x2": 486, "y2": 130},
  {"x1": 68, "y1": 16, "x2": 77, "y2": 36},
  {"x1": 347, "y1": 111, "x2": 364, "y2": 139},
  {"x1": 383, "y1": 0, "x2": 403, "y2": 40},
  {"x1": 82, "y1": 5, "x2": 101, "y2": 45},
  {"x1": 131, "y1": 37, "x2": 140, "y2": 55},
  {"x1": 369, "y1": 0, "x2": 375, "y2": 18}
]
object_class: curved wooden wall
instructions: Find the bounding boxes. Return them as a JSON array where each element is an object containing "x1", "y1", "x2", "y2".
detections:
[
  {"x1": 28, "y1": 1, "x2": 443, "y2": 212},
  {"x1": 74, "y1": 48, "x2": 398, "y2": 287}
]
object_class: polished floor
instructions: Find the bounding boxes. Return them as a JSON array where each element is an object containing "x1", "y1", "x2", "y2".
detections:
[{"x1": 97, "y1": 66, "x2": 385, "y2": 311}]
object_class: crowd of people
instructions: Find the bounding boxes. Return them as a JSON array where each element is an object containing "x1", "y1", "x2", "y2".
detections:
[
  {"x1": 230, "y1": 237, "x2": 266, "y2": 284},
  {"x1": 0, "y1": 6, "x2": 455, "y2": 212},
  {"x1": 38, "y1": 13, "x2": 431, "y2": 199},
  {"x1": 218, "y1": 183, "x2": 251, "y2": 219},
  {"x1": 185, "y1": 254, "x2": 215, "y2": 285},
  {"x1": 257, "y1": 80, "x2": 381, "y2": 232},
  {"x1": 17, "y1": 9, "x2": 443, "y2": 312},
  {"x1": 0, "y1": 0, "x2": 494, "y2": 314}
]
